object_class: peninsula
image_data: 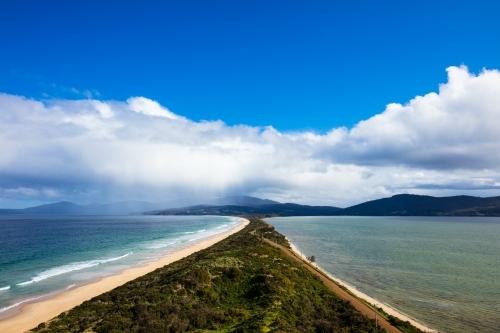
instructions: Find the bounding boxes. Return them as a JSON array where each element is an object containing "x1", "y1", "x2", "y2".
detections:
[{"x1": 3, "y1": 219, "x2": 426, "y2": 333}]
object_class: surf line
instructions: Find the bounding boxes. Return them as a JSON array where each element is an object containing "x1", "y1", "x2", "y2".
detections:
[{"x1": 16, "y1": 253, "x2": 133, "y2": 287}]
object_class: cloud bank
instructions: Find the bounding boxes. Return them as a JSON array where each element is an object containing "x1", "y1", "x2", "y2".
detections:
[{"x1": 1, "y1": 66, "x2": 500, "y2": 207}]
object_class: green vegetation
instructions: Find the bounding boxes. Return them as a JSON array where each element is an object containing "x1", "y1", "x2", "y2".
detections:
[
  {"x1": 387, "y1": 316, "x2": 422, "y2": 333},
  {"x1": 339, "y1": 194, "x2": 500, "y2": 216},
  {"x1": 306, "y1": 256, "x2": 316, "y2": 263},
  {"x1": 150, "y1": 203, "x2": 343, "y2": 217},
  {"x1": 29, "y1": 219, "x2": 385, "y2": 333}
]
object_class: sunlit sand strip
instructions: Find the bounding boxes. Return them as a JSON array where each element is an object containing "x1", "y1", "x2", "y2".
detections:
[
  {"x1": 0, "y1": 218, "x2": 249, "y2": 333},
  {"x1": 288, "y1": 241, "x2": 437, "y2": 333}
]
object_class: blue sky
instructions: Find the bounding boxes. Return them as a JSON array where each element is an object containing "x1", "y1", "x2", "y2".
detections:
[
  {"x1": 2, "y1": 0, "x2": 499, "y2": 131},
  {"x1": 1, "y1": 1, "x2": 500, "y2": 208}
]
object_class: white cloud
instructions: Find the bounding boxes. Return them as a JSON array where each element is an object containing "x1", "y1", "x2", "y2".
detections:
[
  {"x1": 127, "y1": 97, "x2": 184, "y2": 119},
  {"x1": 1, "y1": 65, "x2": 500, "y2": 207},
  {"x1": 328, "y1": 65, "x2": 500, "y2": 170}
]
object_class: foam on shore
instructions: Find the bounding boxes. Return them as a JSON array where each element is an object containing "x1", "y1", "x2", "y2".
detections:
[
  {"x1": 14, "y1": 253, "x2": 133, "y2": 288},
  {"x1": 0, "y1": 217, "x2": 249, "y2": 333},
  {"x1": 288, "y1": 241, "x2": 437, "y2": 333}
]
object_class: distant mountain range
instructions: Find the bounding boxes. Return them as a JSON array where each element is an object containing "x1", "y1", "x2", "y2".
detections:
[
  {"x1": 338, "y1": 194, "x2": 500, "y2": 216},
  {"x1": 0, "y1": 196, "x2": 279, "y2": 215},
  {"x1": 149, "y1": 194, "x2": 500, "y2": 217},
  {"x1": 148, "y1": 203, "x2": 343, "y2": 217},
  {"x1": 2, "y1": 194, "x2": 500, "y2": 216}
]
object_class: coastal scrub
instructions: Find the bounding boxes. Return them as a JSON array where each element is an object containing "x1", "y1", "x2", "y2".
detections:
[{"x1": 29, "y1": 219, "x2": 384, "y2": 333}]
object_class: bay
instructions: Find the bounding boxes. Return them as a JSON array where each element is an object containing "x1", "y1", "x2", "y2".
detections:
[{"x1": 267, "y1": 216, "x2": 500, "y2": 333}]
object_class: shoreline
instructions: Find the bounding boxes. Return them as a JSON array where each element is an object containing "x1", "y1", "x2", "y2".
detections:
[
  {"x1": 288, "y1": 241, "x2": 437, "y2": 333},
  {"x1": 0, "y1": 217, "x2": 249, "y2": 333}
]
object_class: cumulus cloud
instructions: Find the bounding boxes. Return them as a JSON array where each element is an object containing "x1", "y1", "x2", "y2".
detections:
[
  {"x1": 1, "y1": 65, "x2": 500, "y2": 207},
  {"x1": 127, "y1": 97, "x2": 184, "y2": 119},
  {"x1": 326, "y1": 65, "x2": 500, "y2": 170}
]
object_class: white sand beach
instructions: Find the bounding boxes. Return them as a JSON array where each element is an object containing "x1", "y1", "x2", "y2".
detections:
[{"x1": 0, "y1": 218, "x2": 249, "y2": 333}]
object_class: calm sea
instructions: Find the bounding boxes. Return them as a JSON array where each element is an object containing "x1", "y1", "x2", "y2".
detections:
[
  {"x1": 267, "y1": 216, "x2": 500, "y2": 333},
  {"x1": 0, "y1": 215, "x2": 240, "y2": 318}
]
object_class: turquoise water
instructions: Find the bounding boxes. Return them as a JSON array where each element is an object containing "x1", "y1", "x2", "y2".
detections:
[
  {"x1": 0, "y1": 215, "x2": 240, "y2": 319},
  {"x1": 267, "y1": 216, "x2": 500, "y2": 333}
]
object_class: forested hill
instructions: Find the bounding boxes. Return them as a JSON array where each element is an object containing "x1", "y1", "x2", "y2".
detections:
[
  {"x1": 339, "y1": 194, "x2": 500, "y2": 216},
  {"x1": 149, "y1": 194, "x2": 500, "y2": 217},
  {"x1": 149, "y1": 203, "x2": 343, "y2": 217},
  {"x1": 28, "y1": 220, "x2": 391, "y2": 333},
  {"x1": 0, "y1": 196, "x2": 279, "y2": 215},
  {"x1": 4, "y1": 194, "x2": 499, "y2": 217}
]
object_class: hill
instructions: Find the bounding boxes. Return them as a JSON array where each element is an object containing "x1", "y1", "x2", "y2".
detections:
[
  {"x1": 0, "y1": 200, "x2": 163, "y2": 215},
  {"x1": 154, "y1": 196, "x2": 280, "y2": 210},
  {"x1": 148, "y1": 194, "x2": 500, "y2": 217},
  {"x1": 0, "y1": 196, "x2": 279, "y2": 215},
  {"x1": 3, "y1": 194, "x2": 500, "y2": 216},
  {"x1": 149, "y1": 203, "x2": 342, "y2": 217},
  {"x1": 339, "y1": 194, "x2": 500, "y2": 216}
]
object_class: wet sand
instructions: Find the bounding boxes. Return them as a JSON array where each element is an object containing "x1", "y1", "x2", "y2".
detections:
[{"x1": 0, "y1": 218, "x2": 249, "y2": 333}]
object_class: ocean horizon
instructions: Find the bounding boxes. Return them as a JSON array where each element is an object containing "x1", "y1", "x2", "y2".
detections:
[
  {"x1": 0, "y1": 215, "x2": 241, "y2": 319},
  {"x1": 267, "y1": 216, "x2": 500, "y2": 333}
]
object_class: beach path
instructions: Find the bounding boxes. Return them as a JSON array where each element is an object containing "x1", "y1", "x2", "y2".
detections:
[{"x1": 261, "y1": 237, "x2": 403, "y2": 333}]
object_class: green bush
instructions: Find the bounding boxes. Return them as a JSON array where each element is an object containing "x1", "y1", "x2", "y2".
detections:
[{"x1": 388, "y1": 315, "x2": 424, "y2": 333}]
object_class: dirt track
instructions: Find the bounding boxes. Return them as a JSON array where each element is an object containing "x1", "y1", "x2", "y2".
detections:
[{"x1": 262, "y1": 237, "x2": 402, "y2": 333}]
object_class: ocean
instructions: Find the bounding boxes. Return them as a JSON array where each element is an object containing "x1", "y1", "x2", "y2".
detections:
[
  {"x1": 267, "y1": 216, "x2": 500, "y2": 333},
  {"x1": 0, "y1": 215, "x2": 241, "y2": 319}
]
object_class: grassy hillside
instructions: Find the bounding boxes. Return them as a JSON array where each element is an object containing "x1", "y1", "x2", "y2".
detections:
[{"x1": 29, "y1": 219, "x2": 384, "y2": 333}]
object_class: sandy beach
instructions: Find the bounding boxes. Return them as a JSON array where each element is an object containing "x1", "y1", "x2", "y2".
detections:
[
  {"x1": 288, "y1": 241, "x2": 437, "y2": 333},
  {"x1": 0, "y1": 218, "x2": 249, "y2": 333}
]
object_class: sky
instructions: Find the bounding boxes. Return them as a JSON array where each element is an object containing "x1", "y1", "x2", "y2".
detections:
[{"x1": 1, "y1": 1, "x2": 500, "y2": 208}]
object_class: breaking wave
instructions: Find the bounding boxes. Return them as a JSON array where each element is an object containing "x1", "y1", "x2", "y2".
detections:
[{"x1": 16, "y1": 253, "x2": 132, "y2": 286}]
